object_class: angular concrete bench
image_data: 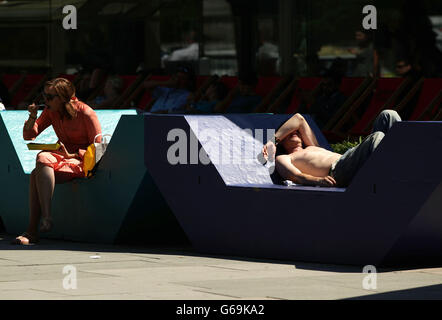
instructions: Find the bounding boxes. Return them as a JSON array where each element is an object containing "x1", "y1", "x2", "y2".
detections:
[
  {"x1": 144, "y1": 114, "x2": 442, "y2": 266},
  {"x1": 0, "y1": 110, "x2": 187, "y2": 244}
]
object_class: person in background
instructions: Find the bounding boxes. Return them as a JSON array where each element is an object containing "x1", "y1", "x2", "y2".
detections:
[
  {"x1": 144, "y1": 66, "x2": 196, "y2": 114},
  {"x1": 307, "y1": 72, "x2": 347, "y2": 129},
  {"x1": 215, "y1": 72, "x2": 262, "y2": 113},
  {"x1": 395, "y1": 57, "x2": 422, "y2": 80},
  {"x1": 349, "y1": 29, "x2": 378, "y2": 77},
  {"x1": 161, "y1": 30, "x2": 199, "y2": 64},
  {"x1": 394, "y1": 56, "x2": 424, "y2": 120},
  {"x1": 256, "y1": 28, "x2": 280, "y2": 76},
  {"x1": 75, "y1": 70, "x2": 93, "y2": 101},
  {"x1": 88, "y1": 75, "x2": 124, "y2": 109},
  {"x1": 75, "y1": 68, "x2": 107, "y2": 102},
  {"x1": 186, "y1": 78, "x2": 228, "y2": 114},
  {"x1": 75, "y1": 58, "x2": 110, "y2": 102}
]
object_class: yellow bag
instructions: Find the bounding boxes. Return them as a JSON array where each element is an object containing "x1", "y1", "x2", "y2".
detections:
[
  {"x1": 83, "y1": 134, "x2": 111, "y2": 177},
  {"x1": 83, "y1": 143, "x2": 96, "y2": 177}
]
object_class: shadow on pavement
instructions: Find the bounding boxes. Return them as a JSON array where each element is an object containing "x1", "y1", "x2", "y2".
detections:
[
  {"x1": 347, "y1": 284, "x2": 442, "y2": 300},
  {"x1": 2, "y1": 232, "x2": 442, "y2": 275}
]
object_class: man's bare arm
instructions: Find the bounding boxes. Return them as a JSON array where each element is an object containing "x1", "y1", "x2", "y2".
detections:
[
  {"x1": 274, "y1": 113, "x2": 319, "y2": 147},
  {"x1": 275, "y1": 155, "x2": 336, "y2": 187},
  {"x1": 213, "y1": 86, "x2": 239, "y2": 113},
  {"x1": 144, "y1": 76, "x2": 178, "y2": 92}
]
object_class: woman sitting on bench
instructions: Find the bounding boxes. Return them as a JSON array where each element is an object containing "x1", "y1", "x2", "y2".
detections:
[{"x1": 12, "y1": 78, "x2": 102, "y2": 245}]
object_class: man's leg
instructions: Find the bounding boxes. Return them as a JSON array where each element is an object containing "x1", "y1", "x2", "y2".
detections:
[
  {"x1": 331, "y1": 110, "x2": 401, "y2": 187},
  {"x1": 372, "y1": 110, "x2": 401, "y2": 134},
  {"x1": 331, "y1": 131, "x2": 385, "y2": 187}
]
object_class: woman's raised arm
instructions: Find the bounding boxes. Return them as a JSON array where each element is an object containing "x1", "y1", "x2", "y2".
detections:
[{"x1": 23, "y1": 104, "x2": 51, "y2": 140}]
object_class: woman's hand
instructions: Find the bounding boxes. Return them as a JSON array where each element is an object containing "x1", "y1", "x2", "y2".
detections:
[
  {"x1": 28, "y1": 103, "x2": 38, "y2": 119},
  {"x1": 57, "y1": 142, "x2": 78, "y2": 159},
  {"x1": 24, "y1": 103, "x2": 39, "y2": 131}
]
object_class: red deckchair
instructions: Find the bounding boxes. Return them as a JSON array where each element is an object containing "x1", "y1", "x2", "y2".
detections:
[
  {"x1": 11, "y1": 74, "x2": 47, "y2": 108},
  {"x1": 119, "y1": 75, "x2": 137, "y2": 92},
  {"x1": 322, "y1": 77, "x2": 373, "y2": 137},
  {"x1": 255, "y1": 76, "x2": 282, "y2": 97},
  {"x1": 339, "y1": 77, "x2": 365, "y2": 98},
  {"x1": 58, "y1": 74, "x2": 77, "y2": 82},
  {"x1": 409, "y1": 79, "x2": 442, "y2": 121},
  {"x1": 434, "y1": 108, "x2": 442, "y2": 121},
  {"x1": 219, "y1": 76, "x2": 239, "y2": 91},
  {"x1": 110, "y1": 75, "x2": 146, "y2": 107},
  {"x1": 350, "y1": 77, "x2": 410, "y2": 136},
  {"x1": 2, "y1": 74, "x2": 23, "y2": 90},
  {"x1": 196, "y1": 76, "x2": 210, "y2": 90},
  {"x1": 253, "y1": 76, "x2": 289, "y2": 113},
  {"x1": 285, "y1": 77, "x2": 322, "y2": 114}
]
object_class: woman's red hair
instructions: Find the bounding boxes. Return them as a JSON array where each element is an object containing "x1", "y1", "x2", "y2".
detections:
[{"x1": 44, "y1": 78, "x2": 78, "y2": 119}]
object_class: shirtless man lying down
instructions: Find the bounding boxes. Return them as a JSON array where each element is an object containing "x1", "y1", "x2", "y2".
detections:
[{"x1": 262, "y1": 110, "x2": 401, "y2": 187}]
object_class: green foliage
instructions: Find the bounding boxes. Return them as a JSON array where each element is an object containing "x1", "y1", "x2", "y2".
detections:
[{"x1": 331, "y1": 136, "x2": 363, "y2": 154}]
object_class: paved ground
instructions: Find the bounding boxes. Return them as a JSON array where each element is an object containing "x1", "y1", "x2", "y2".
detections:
[{"x1": 1, "y1": 233, "x2": 442, "y2": 300}]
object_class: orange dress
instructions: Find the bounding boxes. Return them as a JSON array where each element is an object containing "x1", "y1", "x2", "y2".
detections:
[{"x1": 23, "y1": 100, "x2": 102, "y2": 180}]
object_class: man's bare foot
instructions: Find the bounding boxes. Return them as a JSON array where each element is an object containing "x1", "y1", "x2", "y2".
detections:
[
  {"x1": 11, "y1": 232, "x2": 39, "y2": 245},
  {"x1": 40, "y1": 216, "x2": 53, "y2": 233}
]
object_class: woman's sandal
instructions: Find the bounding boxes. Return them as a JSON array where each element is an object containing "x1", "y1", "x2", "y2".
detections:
[
  {"x1": 11, "y1": 232, "x2": 39, "y2": 245},
  {"x1": 40, "y1": 216, "x2": 53, "y2": 233}
]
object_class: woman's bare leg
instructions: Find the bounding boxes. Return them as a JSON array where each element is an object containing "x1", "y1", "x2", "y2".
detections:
[
  {"x1": 14, "y1": 169, "x2": 43, "y2": 244},
  {"x1": 35, "y1": 163, "x2": 55, "y2": 232},
  {"x1": 27, "y1": 169, "x2": 42, "y2": 234},
  {"x1": 13, "y1": 155, "x2": 62, "y2": 244}
]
